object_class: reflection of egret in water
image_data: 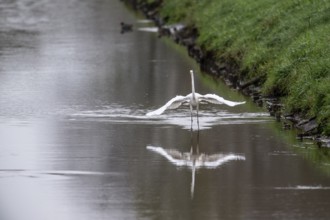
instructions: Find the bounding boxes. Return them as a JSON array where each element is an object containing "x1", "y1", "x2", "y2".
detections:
[{"x1": 146, "y1": 131, "x2": 245, "y2": 198}]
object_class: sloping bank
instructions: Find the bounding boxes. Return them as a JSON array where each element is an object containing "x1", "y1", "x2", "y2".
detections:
[{"x1": 123, "y1": 0, "x2": 330, "y2": 143}]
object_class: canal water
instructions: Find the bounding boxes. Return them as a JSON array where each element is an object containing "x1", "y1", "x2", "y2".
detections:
[{"x1": 0, "y1": 0, "x2": 330, "y2": 219}]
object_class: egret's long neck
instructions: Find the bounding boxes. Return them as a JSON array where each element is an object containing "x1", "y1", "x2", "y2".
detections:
[{"x1": 190, "y1": 70, "x2": 196, "y2": 96}]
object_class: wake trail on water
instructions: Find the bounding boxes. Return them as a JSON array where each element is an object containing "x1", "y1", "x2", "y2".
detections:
[{"x1": 67, "y1": 105, "x2": 272, "y2": 130}]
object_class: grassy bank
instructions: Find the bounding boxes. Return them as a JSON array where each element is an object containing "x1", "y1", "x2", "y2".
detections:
[{"x1": 150, "y1": 0, "x2": 330, "y2": 135}]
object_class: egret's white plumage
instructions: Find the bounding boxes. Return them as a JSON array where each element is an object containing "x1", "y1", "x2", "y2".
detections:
[{"x1": 146, "y1": 70, "x2": 245, "y2": 116}]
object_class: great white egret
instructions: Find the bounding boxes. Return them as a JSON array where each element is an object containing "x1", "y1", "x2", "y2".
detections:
[{"x1": 146, "y1": 70, "x2": 246, "y2": 122}]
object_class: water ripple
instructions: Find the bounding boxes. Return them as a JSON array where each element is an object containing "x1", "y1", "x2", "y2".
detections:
[
  {"x1": 0, "y1": 169, "x2": 119, "y2": 180},
  {"x1": 275, "y1": 185, "x2": 330, "y2": 190},
  {"x1": 68, "y1": 105, "x2": 271, "y2": 130}
]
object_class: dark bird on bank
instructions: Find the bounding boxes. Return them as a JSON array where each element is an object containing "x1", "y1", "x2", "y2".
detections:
[{"x1": 120, "y1": 22, "x2": 133, "y2": 34}]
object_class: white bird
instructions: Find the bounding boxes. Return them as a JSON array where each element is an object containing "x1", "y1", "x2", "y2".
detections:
[{"x1": 146, "y1": 70, "x2": 246, "y2": 120}]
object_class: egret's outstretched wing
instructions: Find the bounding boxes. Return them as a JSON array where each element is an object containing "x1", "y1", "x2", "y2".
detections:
[
  {"x1": 146, "y1": 95, "x2": 189, "y2": 116},
  {"x1": 199, "y1": 94, "x2": 246, "y2": 106}
]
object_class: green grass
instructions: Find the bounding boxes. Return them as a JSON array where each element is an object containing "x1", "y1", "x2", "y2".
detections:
[{"x1": 157, "y1": 0, "x2": 330, "y2": 135}]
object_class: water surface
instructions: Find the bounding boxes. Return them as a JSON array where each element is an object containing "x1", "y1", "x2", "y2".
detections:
[{"x1": 0, "y1": 0, "x2": 330, "y2": 219}]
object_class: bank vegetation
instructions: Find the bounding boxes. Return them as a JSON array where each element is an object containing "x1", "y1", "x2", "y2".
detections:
[{"x1": 131, "y1": 0, "x2": 330, "y2": 136}]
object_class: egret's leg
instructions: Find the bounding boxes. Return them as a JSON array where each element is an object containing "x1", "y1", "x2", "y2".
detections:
[
  {"x1": 197, "y1": 123, "x2": 200, "y2": 154},
  {"x1": 196, "y1": 103, "x2": 200, "y2": 130},
  {"x1": 190, "y1": 124, "x2": 193, "y2": 152},
  {"x1": 190, "y1": 103, "x2": 193, "y2": 125}
]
